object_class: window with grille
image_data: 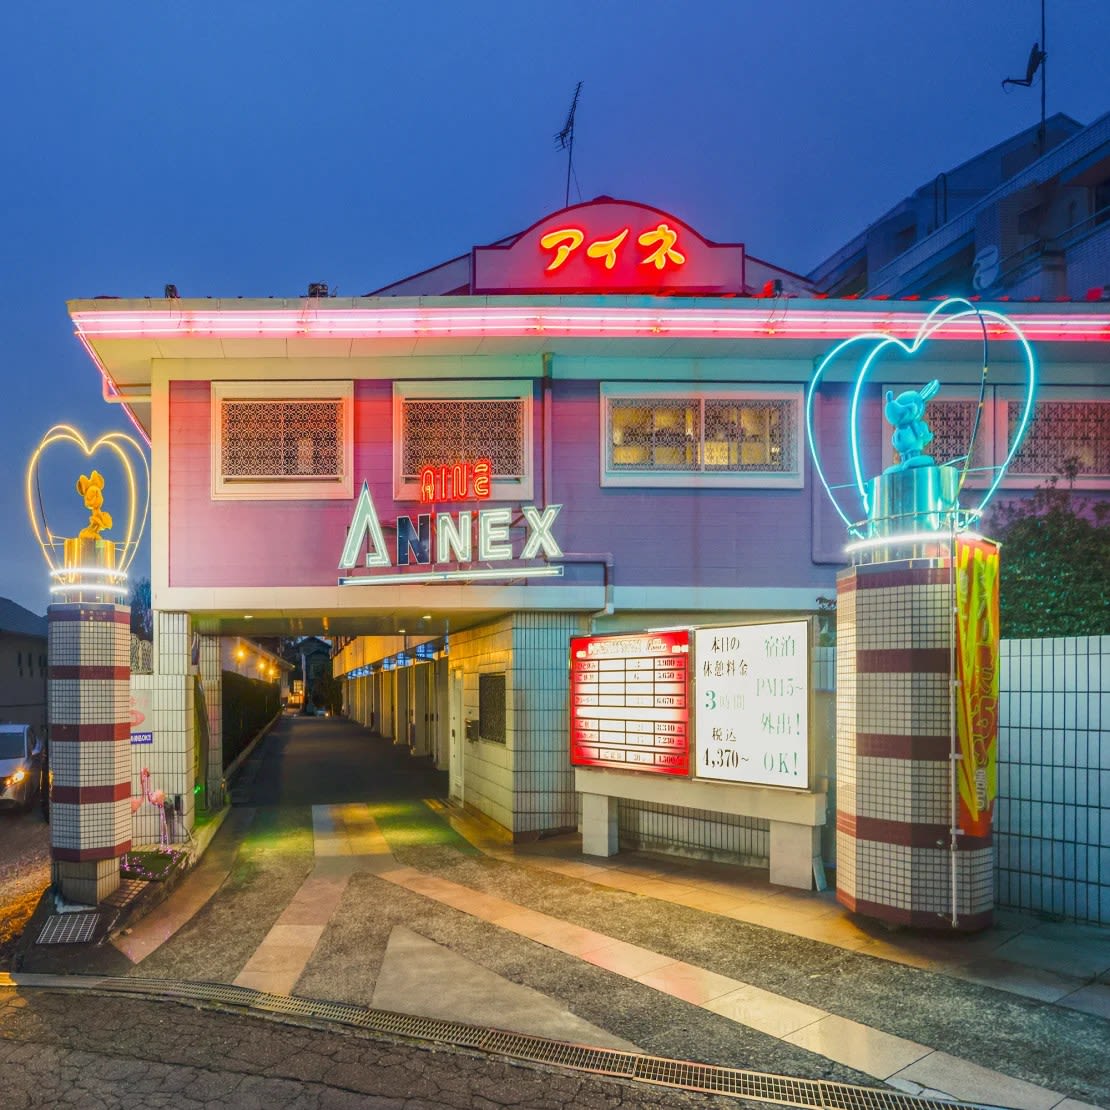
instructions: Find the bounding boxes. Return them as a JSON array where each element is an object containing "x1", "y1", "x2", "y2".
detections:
[
  {"x1": 478, "y1": 672, "x2": 506, "y2": 744},
  {"x1": 1007, "y1": 398, "x2": 1110, "y2": 479},
  {"x1": 601, "y1": 385, "x2": 803, "y2": 487},
  {"x1": 886, "y1": 396, "x2": 993, "y2": 477},
  {"x1": 211, "y1": 382, "x2": 353, "y2": 500},
  {"x1": 879, "y1": 386, "x2": 1107, "y2": 489},
  {"x1": 393, "y1": 381, "x2": 533, "y2": 500}
]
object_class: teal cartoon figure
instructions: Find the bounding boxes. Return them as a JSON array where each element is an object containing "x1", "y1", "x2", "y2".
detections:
[{"x1": 884, "y1": 380, "x2": 940, "y2": 473}]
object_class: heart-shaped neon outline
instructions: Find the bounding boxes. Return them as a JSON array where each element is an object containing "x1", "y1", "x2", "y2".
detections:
[
  {"x1": 25, "y1": 423, "x2": 150, "y2": 576},
  {"x1": 805, "y1": 298, "x2": 1037, "y2": 535}
]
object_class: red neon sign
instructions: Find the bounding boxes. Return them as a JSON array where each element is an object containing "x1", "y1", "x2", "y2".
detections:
[
  {"x1": 473, "y1": 198, "x2": 744, "y2": 296},
  {"x1": 570, "y1": 630, "x2": 690, "y2": 776},
  {"x1": 418, "y1": 459, "x2": 492, "y2": 503}
]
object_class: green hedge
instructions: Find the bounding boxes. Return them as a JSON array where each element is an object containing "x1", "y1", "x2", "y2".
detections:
[{"x1": 222, "y1": 671, "x2": 280, "y2": 769}]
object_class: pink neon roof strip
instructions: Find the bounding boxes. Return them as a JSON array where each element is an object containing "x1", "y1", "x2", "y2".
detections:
[{"x1": 71, "y1": 306, "x2": 1110, "y2": 343}]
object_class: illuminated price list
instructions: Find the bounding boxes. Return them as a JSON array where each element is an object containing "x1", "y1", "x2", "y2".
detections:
[{"x1": 569, "y1": 631, "x2": 690, "y2": 776}]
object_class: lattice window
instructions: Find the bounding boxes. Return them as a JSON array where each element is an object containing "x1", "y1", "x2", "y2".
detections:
[
  {"x1": 1007, "y1": 399, "x2": 1110, "y2": 477},
  {"x1": 478, "y1": 672, "x2": 506, "y2": 744},
  {"x1": 393, "y1": 381, "x2": 533, "y2": 500},
  {"x1": 703, "y1": 399, "x2": 794, "y2": 472},
  {"x1": 603, "y1": 387, "x2": 802, "y2": 487},
  {"x1": 221, "y1": 400, "x2": 343, "y2": 480},
  {"x1": 211, "y1": 382, "x2": 352, "y2": 500},
  {"x1": 912, "y1": 398, "x2": 990, "y2": 470},
  {"x1": 401, "y1": 399, "x2": 524, "y2": 479},
  {"x1": 610, "y1": 399, "x2": 698, "y2": 470}
]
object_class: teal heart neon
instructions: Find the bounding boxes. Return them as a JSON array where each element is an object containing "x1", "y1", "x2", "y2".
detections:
[{"x1": 805, "y1": 297, "x2": 1037, "y2": 535}]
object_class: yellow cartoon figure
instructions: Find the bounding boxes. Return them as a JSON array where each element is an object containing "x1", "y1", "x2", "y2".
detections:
[{"x1": 76, "y1": 470, "x2": 113, "y2": 540}]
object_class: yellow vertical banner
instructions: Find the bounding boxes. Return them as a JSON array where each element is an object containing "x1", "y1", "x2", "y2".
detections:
[{"x1": 955, "y1": 537, "x2": 1001, "y2": 838}]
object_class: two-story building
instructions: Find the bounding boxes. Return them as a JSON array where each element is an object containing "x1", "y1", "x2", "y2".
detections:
[{"x1": 68, "y1": 195, "x2": 1109, "y2": 876}]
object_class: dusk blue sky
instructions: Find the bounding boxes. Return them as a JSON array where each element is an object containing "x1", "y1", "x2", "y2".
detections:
[{"x1": 2, "y1": 1, "x2": 1106, "y2": 615}]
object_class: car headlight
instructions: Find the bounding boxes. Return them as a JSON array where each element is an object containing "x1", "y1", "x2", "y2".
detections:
[{"x1": 5, "y1": 769, "x2": 26, "y2": 786}]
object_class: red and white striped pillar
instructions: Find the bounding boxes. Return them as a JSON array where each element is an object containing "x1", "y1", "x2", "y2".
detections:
[
  {"x1": 48, "y1": 602, "x2": 132, "y2": 905},
  {"x1": 835, "y1": 560, "x2": 993, "y2": 931}
]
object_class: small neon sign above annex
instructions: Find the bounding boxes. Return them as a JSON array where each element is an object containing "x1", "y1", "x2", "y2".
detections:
[
  {"x1": 338, "y1": 480, "x2": 564, "y2": 587},
  {"x1": 471, "y1": 198, "x2": 745, "y2": 296}
]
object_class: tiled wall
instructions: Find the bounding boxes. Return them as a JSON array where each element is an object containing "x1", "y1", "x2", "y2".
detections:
[
  {"x1": 450, "y1": 617, "x2": 515, "y2": 831},
  {"x1": 512, "y1": 611, "x2": 586, "y2": 835},
  {"x1": 198, "y1": 635, "x2": 222, "y2": 801},
  {"x1": 995, "y1": 636, "x2": 1109, "y2": 924},
  {"x1": 445, "y1": 611, "x2": 585, "y2": 836},
  {"x1": 128, "y1": 611, "x2": 195, "y2": 846}
]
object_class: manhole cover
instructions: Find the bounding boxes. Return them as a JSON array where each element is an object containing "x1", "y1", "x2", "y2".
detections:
[{"x1": 37, "y1": 912, "x2": 100, "y2": 946}]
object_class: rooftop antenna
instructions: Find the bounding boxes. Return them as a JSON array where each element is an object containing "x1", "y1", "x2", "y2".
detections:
[
  {"x1": 1002, "y1": 0, "x2": 1047, "y2": 156},
  {"x1": 555, "y1": 81, "x2": 583, "y2": 209}
]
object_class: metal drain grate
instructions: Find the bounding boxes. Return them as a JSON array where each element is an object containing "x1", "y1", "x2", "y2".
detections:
[
  {"x1": 482, "y1": 1030, "x2": 637, "y2": 1077},
  {"x1": 35, "y1": 975, "x2": 989, "y2": 1110},
  {"x1": 36, "y1": 913, "x2": 100, "y2": 946}
]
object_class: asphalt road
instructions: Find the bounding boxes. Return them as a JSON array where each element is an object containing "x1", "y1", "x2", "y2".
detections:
[
  {"x1": 0, "y1": 807, "x2": 50, "y2": 962},
  {"x1": 0, "y1": 986, "x2": 762, "y2": 1110}
]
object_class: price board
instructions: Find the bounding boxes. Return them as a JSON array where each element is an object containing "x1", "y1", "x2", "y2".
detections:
[
  {"x1": 570, "y1": 630, "x2": 690, "y2": 775},
  {"x1": 693, "y1": 620, "x2": 811, "y2": 788}
]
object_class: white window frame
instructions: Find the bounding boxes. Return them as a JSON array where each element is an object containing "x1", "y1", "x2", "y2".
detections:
[
  {"x1": 879, "y1": 383, "x2": 1109, "y2": 491},
  {"x1": 210, "y1": 380, "x2": 354, "y2": 501},
  {"x1": 392, "y1": 380, "x2": 533, "y2": 501},
  {"x1": 996, "y1": 385, "x2": 1110, "y2": 490},
  {"x1": 600, "y1": 382, "x2": 804, "y2": 489}
]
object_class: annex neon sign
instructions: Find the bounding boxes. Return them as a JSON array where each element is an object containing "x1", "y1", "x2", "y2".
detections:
[{"x1": 338, "y1": 483, "x2": 564, "y2": 586}]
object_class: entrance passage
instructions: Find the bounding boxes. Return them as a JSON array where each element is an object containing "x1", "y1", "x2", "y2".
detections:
[{"x1": 243, "y1": 714, "x2": 448, "y2": 808}]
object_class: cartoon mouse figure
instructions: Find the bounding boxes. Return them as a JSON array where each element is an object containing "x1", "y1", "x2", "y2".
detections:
[
  {"x1": 884, "y1": 380, "x2": 940, "y2": 473},
  {"x1": 76, "y1": 470, "x2": 113, "y2": 539}
]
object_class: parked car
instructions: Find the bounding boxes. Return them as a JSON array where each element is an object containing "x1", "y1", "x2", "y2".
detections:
[{"x1": 0, "y1": 724, "x2": 45, "y2": 813}]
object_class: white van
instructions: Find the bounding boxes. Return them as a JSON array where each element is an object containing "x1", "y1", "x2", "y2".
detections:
[{"x1": 0, "y1": 724, "x2": 45, "y2": 813}]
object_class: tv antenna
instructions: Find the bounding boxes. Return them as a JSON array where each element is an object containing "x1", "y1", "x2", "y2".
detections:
[
  {"x1": 1002, "y1": 0, "x2": 1047, "y2": 156},
  {"x1": 555, "y1": 81, "x2": 583, "y2": 209}
]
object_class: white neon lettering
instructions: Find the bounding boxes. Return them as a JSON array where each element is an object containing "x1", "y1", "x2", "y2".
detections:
[
  {"x1": 339, "y1": 483, "x2": 392, "y2": 569},
  {"x1": 478, "y1": 508, "x2": 513, "y2": 561},
  {"x1": 520, "y1": 504, "x2": 563, "y2": 558},
  {"x1": 436, "y1": 511, "x2": 472, "y2": 563}
]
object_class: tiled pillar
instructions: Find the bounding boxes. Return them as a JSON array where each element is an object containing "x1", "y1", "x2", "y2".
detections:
[
  {"x1": 198, "y1": 634, "x2": 223, "y2": 805},
  {"x1": 48, "y1": 603, "x2": 132, "y2": 905},
  {"x1": 836, "y1": 562, "x2": 993, "y2": 931}
]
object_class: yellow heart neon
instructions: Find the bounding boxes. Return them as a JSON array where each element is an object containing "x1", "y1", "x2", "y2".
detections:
[{"x1": 25, "y1": 423, "x2": 150, "y2": 576}]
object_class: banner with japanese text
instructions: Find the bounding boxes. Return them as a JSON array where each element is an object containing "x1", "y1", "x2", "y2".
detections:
[{"x1": 955, "y1": 536, "x2": 1001, "y2": 838}]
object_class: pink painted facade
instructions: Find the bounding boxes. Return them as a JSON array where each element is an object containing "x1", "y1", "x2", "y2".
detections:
[{"x1": 167, "y1": 377, "x2": 849, "y2": 595}]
